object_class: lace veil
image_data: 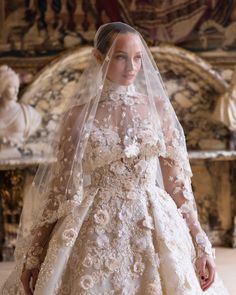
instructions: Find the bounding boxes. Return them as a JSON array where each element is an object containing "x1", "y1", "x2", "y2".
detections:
[{"x1": 14, "y1": 22, "x2": 206, "y2": 279}]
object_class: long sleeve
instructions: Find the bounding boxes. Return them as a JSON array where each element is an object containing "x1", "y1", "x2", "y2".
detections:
[
  {"x1": 159, "y1": 156, "x2": 215, "y2": 259},
  {"x1": 23, "y1": 105, "x2": 83, "y2": 270}
]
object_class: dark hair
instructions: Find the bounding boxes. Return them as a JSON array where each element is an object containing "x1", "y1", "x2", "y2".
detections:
[{"x1": 95, "y1": 22, "x2": 137, "y2": 54}]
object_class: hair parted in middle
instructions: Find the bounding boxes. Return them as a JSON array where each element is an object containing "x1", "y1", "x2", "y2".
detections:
[{"x1": 94, "y1": 22, "x2": 137, "y2": 54}]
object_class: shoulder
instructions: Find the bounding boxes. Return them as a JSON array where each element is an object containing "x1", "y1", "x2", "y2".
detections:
[{"x1": 134, "y1": 93, "x2": 164, "y2": 107}]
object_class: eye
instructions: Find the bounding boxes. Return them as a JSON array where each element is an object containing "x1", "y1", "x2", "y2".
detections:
[
  {"x1": 115, "y1": 55, "x2": 126, "y2": 60},
  {"x1": 134, "y1": 55, "x2": 141, "y2": 61}
]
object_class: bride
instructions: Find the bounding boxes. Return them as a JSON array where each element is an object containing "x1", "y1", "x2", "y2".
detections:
[{"x1": 1, "y1": 22, "x2": 229, "y2": 295}]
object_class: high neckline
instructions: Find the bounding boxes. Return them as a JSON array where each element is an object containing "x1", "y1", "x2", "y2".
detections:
[{"x1": 100, "y1": 79, "x2": 136, "y2": 102}]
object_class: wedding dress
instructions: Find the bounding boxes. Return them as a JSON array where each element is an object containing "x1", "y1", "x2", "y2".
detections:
[
  {"x1": 1, "y1": 21, "x2": 230, "y2": 295},
  {"x1": 1, "y1": 79, "x2": 229, "y2": 295}
]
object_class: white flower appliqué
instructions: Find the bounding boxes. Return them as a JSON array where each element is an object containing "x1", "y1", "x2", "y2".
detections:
[
  {"x1": 123, "y1": 95, "x2": 135, "y2": 106},
  {"x1": 80, "y1": 274, "x2": 94, "y2": 290},
  {"x1": 62, "y1": 228, "x2": 77, "y2": 247},
  {"x1": 82, "y1": 254, "x2": 94, "y2": 268},
  {"x1": 124, "y1": 142, "x2": 140, "y2": 158},
  {"x1": 96, "y1": 233, "x2": 110, "y2": 248},
  {"x1": 133, "y1": 261, "x2": 145, "y2": 274},
  {"x1": 105, "y1": 257, "x2": 120, "y2": 271},
  {"x1": 94, "y1": 209, "x2": 110, "y2": 227}
]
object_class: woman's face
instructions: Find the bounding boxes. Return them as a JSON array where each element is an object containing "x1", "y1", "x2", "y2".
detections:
[
  {"x1": 104, "y1": 33, "x2": 142, "y2": 86},
  {"x1": 3, "y1": 80, "x2": 19, "y2": 102}
]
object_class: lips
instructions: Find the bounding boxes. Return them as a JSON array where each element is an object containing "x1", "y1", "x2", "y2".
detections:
[{"x1": 123, "y1": 74, "x2": 135, "y2": 79}]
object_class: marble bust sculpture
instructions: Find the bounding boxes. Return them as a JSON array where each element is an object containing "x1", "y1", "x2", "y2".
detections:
[
  {"x1": 0, "y1": 65, "x2": 42, "y2": 159},
  {"x1": 212, "y1": 68, "x2": 236, "y2": 132}
]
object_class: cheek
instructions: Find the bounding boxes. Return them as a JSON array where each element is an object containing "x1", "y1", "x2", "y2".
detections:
[
  {"x1": 108, "y1": 61, "x2": 124, "y2": 76},
  {"x1": 8, "y1": 89, "x2": 15, "y2": 97},
  {"x1": 135, "y1": 60, "x2": 142, "y2": 71}
]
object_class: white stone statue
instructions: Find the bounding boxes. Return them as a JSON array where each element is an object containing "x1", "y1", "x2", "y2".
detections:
[
  {"x1": 0, "y1": 65, "x2": 42, "y2": 159},
  {"x1": 212, "y1": 68, "x2": 236, "y2": 131}
]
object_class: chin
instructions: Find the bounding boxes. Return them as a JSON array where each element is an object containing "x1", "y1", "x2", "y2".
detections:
[
  {"x1": 7, "y1": 97, "x2": 17, "y2": 102},
  {"x1": 109, "y1": 77, "x2": 135, "y2": 86},
  {"x1": 120, "y1": 79, "x2": 135, "y2": 86}
]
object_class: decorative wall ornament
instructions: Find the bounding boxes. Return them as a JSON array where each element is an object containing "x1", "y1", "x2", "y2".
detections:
[
  {"x1": 0, "y1": 0, "x2": 236, "y2": 57},
  {"x1": 199, "y1": 20, "x2": 236, "y2": 50}
]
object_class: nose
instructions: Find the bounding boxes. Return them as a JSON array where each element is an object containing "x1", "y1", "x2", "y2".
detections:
[{"x1": 126, "y1": 58, "x2": 135, "y2": 71}]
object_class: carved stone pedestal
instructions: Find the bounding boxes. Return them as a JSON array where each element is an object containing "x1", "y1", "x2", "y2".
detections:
[
  {"x1": 189, "y1": 150, "x2": 236, "y2": 247},
  {"x1": 0, "y1": 156, "x2": 55, "y2": 261}
]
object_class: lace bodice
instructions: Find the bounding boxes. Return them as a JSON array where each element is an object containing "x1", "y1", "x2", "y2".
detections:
[{"x1": 83, "y1": 120, "x2": 162, "y2": 174}]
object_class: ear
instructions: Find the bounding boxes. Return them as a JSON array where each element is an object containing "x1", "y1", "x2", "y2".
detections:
[{"x1": 92, "y1": 48, "x2": 105, "y2": 64}]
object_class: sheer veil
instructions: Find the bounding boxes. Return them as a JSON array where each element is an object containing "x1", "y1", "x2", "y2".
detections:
[{"x1": 13, "y1": 22, "x2": 210, "y2": 287}]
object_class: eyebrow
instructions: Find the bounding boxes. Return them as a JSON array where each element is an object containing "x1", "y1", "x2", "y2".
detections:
[{"x1": 114, "y1": 50, "x2": 141, "y2": 54}]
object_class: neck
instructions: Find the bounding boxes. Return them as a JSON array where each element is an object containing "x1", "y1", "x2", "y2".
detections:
[
  {"x1": 0, "y1": 99, "x2": 17, "y2": 110},
  {"x1": 100, "y1": 78, "x2": 136, "y2": 102},
  {"x1": 104, "y1": 78, "x2": 135, "y2": 93}
]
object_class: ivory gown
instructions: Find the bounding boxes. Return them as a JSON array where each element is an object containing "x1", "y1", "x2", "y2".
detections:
[{"x1": 1, "y1": 83, "x2": 229, "y2": 295}]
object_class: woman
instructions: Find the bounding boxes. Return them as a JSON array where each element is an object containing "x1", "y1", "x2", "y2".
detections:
[{"x1": 1, "y1": 22, "x2": 229, "y2": 295}]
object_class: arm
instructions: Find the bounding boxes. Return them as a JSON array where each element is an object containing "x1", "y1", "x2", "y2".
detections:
[
  {"x1": 159, "y1": 156, "x2": 216, "y2": 290},
  {"x1": 21, "y1": 105, "x2": 84, "y2": 294},
  {"x1": 154, "y1": 97, "x2": 214, "y2": 258},
  {"x1": 159, "y1": 156, "x2": 215, "y2": 259},
  {"x1": 159, "y1": 156, "x2": 216, "y2": 291},
  {"x1": 155, "y1": 97, "x2": 215, "y2": 290},
  {"x1": 22, "y1": 105, "x2": 83, "y2": 271}
]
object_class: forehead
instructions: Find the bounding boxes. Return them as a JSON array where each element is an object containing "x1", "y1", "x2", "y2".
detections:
[
  {"x1": 113, "y1": 33, "x2": 142, "y2": 52},
  {"x1": 5, "y1": 77, "x2": 19, "y2": 87}
]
